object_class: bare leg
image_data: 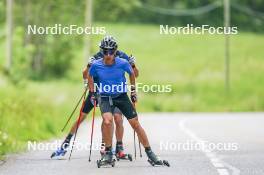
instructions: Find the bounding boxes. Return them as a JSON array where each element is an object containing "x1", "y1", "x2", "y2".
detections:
[
  {"x1": 101, "y1": 117, "x2": 114, "y2": 143},
  {"x1": 114, "y1": 113, "x2": 124, "y2": 142},
  {"x1": 128, "y1": 116, "x2": 150, "y2": 148},
  {"x1": 102, "y1": 112, "x2": 114, "y2": 147}
]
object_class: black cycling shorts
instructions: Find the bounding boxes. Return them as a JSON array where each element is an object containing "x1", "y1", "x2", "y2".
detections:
[
  {"x1": 82, "y1": 93, "x2": 95, "y2": 113},
  {"x1": 82, "y1": 92, "x2": 123, "y2": 115},
  {"x1": 99, "y1": 93, "x2": 137, "y2": 120}
]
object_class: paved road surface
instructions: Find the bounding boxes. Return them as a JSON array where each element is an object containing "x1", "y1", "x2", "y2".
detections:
[{"x1": 0, "y1": 113, "x2": 263, "y2": 175}]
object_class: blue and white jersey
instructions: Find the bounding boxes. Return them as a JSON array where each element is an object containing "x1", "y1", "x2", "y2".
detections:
[{"x1": 89, "y1": 57, "x2": 133, "y2": 96}]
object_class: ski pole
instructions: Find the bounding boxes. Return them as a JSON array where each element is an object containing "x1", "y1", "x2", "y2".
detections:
[
  {"x1": 133, "y1": 130, "x2": 137, "y2": 160},
  {"x1": 133, "y1": 102, "x2": 142, "y2": 158},
  {"x1": 88, "y1": 99, "x2": 96, "y2": 162},
  {"x1": 68, "y1": 90, "x2": 87, "y2": 160},
  {"x1": 138, "y1": 136, "x2": 142, "y2": 157},
  {"x1": 61, "y1": 89, "x2": 87, "y2": 132}
]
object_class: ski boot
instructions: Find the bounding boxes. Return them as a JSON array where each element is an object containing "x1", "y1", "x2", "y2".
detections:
[
  {"x1": 115, "y1": 144, "x2": 132, "y2": 161},
  {"x1": 99, "y1": 146, "x2": 116, "y2": 160},
  {"x1": 50, "y1": 147, "x2": 67, "y2": 159},
  {"x1": 97, "y1": 150, "x2": 116, "y2": 168},
  {"x1": 146, "y1": 150, "x2": 170, "y2": 167},
  {"x1": 51, "y1": 140, "x2": 71, "y2": 159}
]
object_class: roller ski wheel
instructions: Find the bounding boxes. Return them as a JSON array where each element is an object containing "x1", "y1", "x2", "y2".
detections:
[
  {"x1": 128, "y1": 154, "x2": 133, "y2": 161},
  {"x1": 111, "y1": 160, "x2": 116, "y2": 167},
  {"x1": 148, "y1": 159, "x2": 170, "y2": 167},
  {"x1": 163, "y1": 160, "x2": 170, "y2": 167},
  {"x1": 148, "y1": 159, "x2": 155, "y2": 166},
  {"x1": 50, "y1": 148, "x2": 67, "y2": 159},
  {"x1": 147, "y1": 158, "x2": 163, "y2": 166},
  {"x1": 97, "y1": 160, "x2": 101, "y2": 168}
]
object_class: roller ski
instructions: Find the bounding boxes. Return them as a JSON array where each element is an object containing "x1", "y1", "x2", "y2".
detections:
[
  {"x1": 115, "y1": 143, "x2": 132, "y2": 161},
  {"x1": 146, "y1": 150, "x2": 170, "y2": 167},
  {"x1": 97, "y1": 150, "x2": 116, "y2": 168},
  {"x1": 50, "y1": 137, "x2": 71, "y2": 159},
  {"x1": 50, "y1": 147, "x2": 67, "y2": 159}
]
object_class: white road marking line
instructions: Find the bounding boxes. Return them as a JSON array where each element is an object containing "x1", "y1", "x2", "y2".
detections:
[{"x1": 179, "y1": 119, "x2": 240, "y2": 175}]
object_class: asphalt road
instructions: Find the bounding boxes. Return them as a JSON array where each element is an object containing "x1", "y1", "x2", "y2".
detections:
[{"x1": 0, "y1": 113, "x2": 263, "y2": 175}]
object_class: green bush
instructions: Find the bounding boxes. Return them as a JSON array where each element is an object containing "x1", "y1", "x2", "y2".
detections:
[{"x1": 0, "y1": 86, "x2": 62, "y2": 157}]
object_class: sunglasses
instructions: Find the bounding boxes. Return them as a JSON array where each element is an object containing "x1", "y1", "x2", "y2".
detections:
[{"x1": 103, "y1": 49, "x2": 115, "y2": 55}]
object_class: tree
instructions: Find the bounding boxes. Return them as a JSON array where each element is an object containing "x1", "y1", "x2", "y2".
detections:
[
  {"x1": 5, "y1": 0, "x2": 13, "y2": 73},
  {"x1": 84, "y1": 0, "x2": 93, "y2": 64}
]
